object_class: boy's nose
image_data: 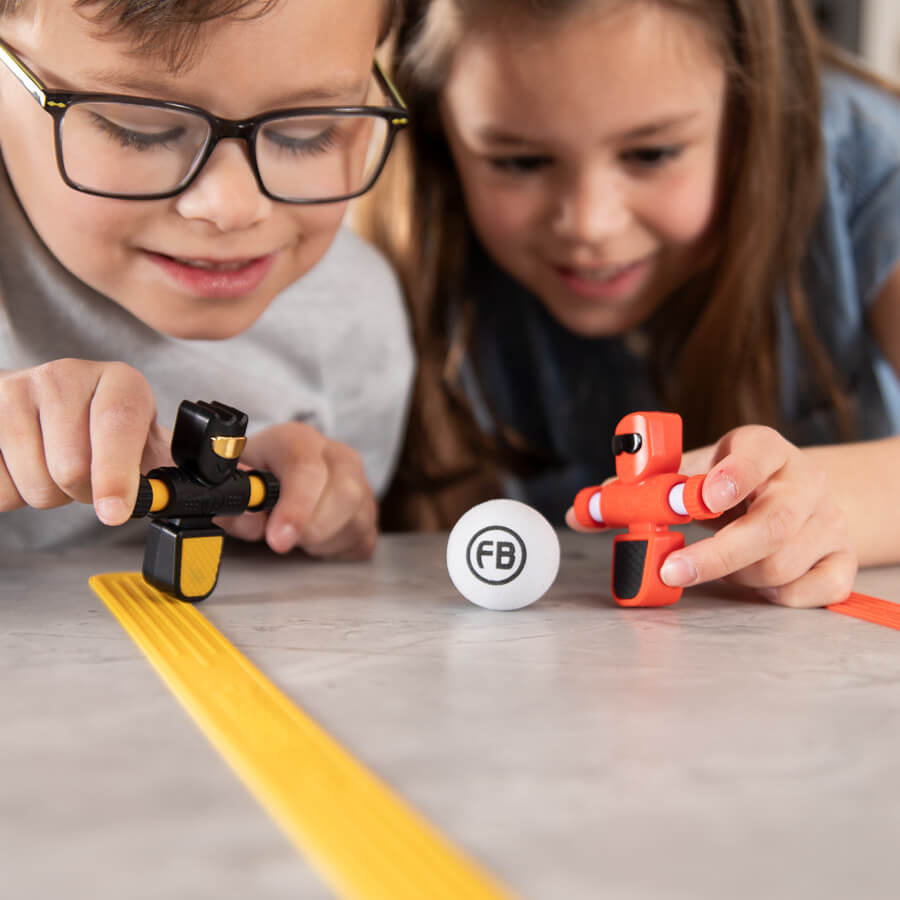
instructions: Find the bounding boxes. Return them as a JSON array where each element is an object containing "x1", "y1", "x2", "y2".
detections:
[
  {"x1": 552, "y1": 169, "x2": 631, "y2": 244},
  {"x1": 174, "y1": 140, "x2": 271, "y2": 232}
]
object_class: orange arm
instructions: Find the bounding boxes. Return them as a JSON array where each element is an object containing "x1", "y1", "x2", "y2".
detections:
[{"x1": 574, "y1": 473, "x2": 716, "y2": 529}]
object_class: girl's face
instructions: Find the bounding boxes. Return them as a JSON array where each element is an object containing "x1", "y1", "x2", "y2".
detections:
[
  {"x1": 440, "y1": 2, "x2": 728, "y2": 337},
  {"x1": 0, "y1": 0, "x2": 383, "y2": 340}
]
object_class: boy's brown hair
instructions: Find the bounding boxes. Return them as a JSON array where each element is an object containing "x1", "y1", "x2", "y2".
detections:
[
  {"x1": 0, "y1": 1, "x2": 401, "y2": 69},
  {"x1": 363, "y1": 0, "x2": 898, "y2": 530}
]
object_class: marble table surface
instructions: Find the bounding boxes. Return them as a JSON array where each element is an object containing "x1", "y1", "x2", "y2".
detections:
[{"x1": 2, "y1": 529, "x2": 899, "y2": 900}]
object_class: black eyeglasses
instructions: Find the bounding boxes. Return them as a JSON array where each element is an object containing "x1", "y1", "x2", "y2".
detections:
[{"x1": 0, "y1": 37, "x2": 408, "y2": 203}]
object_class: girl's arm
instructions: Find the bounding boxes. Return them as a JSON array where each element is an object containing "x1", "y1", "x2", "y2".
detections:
[
  {"x1": 827, "y1": 260, "x2": 900, "y2": 565},
  {"x1": 804, "y1": 434, "x2": 900, "y2": 567}
]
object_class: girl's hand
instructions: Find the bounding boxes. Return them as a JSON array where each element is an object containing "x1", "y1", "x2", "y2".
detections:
[
  {"x1": 662, "y1": 425, "x2": 856, "y2": 607},
  {"x1": 218, "y1": 422, "x2": 377, "y2": 561},
  {"x1": 0, "y1": 360, "x2": 170, "y2": 524}
]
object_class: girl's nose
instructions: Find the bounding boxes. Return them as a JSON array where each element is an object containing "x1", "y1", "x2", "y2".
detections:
[
  {"x1": 552, "y1": 168, "x2": 631, "y2": 245},
  {"x1": 174, "y1": 140, "x2": 272, "y2": 232}
]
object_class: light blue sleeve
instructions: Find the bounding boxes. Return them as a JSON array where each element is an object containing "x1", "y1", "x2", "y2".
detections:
[{"x1": 825, "y1": 72, "x2": 900, "y2": 306}]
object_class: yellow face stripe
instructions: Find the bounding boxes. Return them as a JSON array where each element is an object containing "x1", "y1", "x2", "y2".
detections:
[
  {"x1": 210, "y1": 435, "x2": 247, "y2": 459},
  {"x1": 89, "y1": 572, "x2": 516, "y2": 900}
]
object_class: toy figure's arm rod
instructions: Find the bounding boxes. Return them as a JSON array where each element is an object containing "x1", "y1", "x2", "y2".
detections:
[{"x1": 131, "y1": 468, "x2": 280, "y2": 520}]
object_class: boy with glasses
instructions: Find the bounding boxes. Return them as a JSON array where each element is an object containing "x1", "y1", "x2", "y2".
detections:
[{"x1": 0, "y1": 0, "x2": 413, "y2": 558}]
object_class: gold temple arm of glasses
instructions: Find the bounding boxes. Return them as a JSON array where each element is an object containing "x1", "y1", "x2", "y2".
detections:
[
  {"x1": 373, "y1": 57, "x2": 408, "y2": 127},
  {"x1": 0, "y1": 38, "x2": 49, "y2": 108}
]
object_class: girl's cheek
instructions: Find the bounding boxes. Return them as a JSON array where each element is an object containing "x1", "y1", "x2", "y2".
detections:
[
  {"x1": 469, "y1": 190, "x2": 544, "y2": 240},
  {"x1": 648, "y1": 170, "x2": 719, "y2": 245}
]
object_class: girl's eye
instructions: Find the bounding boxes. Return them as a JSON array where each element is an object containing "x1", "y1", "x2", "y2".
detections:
[
  {"x1": 621, "y1": 146, "x2": 683, "y2": 169},
  {"x1": 487, "y1": 154, "x2": 553, "y2": 174}
]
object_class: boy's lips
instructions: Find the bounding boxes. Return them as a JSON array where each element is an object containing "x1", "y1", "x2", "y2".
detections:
[{"x1": 144, "y1": 249, "x2": 278, "y2": 299}]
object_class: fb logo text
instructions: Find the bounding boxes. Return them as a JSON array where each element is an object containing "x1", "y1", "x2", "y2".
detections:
[{"x1": 466, "y1": 526, "x2": 527, "y2": 585}]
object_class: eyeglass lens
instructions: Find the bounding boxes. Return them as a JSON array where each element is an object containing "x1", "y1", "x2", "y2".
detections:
[{"x1": 59, "y1": 101, "x2": 390, "y2": 200}]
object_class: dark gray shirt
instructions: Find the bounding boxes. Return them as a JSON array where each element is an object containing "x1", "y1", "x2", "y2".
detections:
[{"x1": 464, "y1": 71, "x2": 900, "y2": 525}]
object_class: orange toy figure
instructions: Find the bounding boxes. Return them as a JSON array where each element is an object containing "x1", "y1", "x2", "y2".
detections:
[{"x1": 572, "y1": 412, "x2": 718, "y2": 607}]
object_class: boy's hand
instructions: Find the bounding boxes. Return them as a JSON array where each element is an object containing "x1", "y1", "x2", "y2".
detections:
[
  {"x1": 217, "y1": 422, "x2": 377, "y2": 561},
  {"x1": 661, "y1": 425, "x2": 857, "y2": 607},
  {"x1": 0, "y1": 360, "x2": 170, "y2": 524}
]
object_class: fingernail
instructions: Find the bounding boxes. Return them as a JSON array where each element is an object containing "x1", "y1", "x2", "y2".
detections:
[
  {"x1": 271, "y1": 523, "x2": 298, "y2": 552},
  {"x1": 707, "y1": 474, "x2": 737, "y2": 511},
  {"x1": 95, "y1": 496, "x2": 128, "y2": 525},
  {"x1": 660, "y1": 555, "x2": 698, "y2": 587}
]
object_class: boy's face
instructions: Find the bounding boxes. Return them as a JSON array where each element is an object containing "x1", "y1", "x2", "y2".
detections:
[
  {"x1": 0, "y1": 0, "x2": 383, "y2": 339},
  {"x1": 440, "y1": 3, "x2": 727, "y2": 338}
]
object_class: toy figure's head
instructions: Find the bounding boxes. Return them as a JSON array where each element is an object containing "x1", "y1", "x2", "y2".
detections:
[
  {"x1": 171, "y1": 400, "x2": 248, "y2": 486},
  {"x1": 613, "y1": 412, "x2": 682, "y2": 484}
]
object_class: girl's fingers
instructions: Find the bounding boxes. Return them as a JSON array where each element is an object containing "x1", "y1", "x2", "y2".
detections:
[
  {"x1": 662, "y1": 482, "x2": 817, "y2": 588},
  {"x1": 699, "y1": 427, "x2": 793, "y2": 513},
  {"x1": 565, "y1": 505, "x2": 607, "y2": 532},
  {"x1": 722, "y1": 504, "x2": 849, "y2": 591},
  {"x1": 664, "y1": 441, "x2": 826, "y2": 587},
  {"x1": 679, "y1": 443, "x2": 718, "y2": 477},
  {"x1": 761, "y1": 549, "x2": 857, "y2": 609}
]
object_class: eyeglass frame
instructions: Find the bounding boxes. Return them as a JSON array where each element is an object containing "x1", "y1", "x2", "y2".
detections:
[{"x1": 0, "y1": 36, "x2": 409, "y2": 204}]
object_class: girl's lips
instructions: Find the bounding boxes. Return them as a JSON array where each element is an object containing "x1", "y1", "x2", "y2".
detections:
[
  {"x1": 552, "y1": 257, "x2": 652, "y2": 302},
  {"x1": 144, "y1": 250, "x2": 277, "y2": 299}
]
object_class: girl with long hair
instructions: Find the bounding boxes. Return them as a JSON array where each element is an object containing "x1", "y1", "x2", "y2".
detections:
[{"x1": 364, "y1": 0, "x2": 900, "y2": 607}]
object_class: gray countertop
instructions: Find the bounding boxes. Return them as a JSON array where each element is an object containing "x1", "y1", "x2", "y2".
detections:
[{"x1": 2, "y1": 529, "x2": 899, "y2": 900}]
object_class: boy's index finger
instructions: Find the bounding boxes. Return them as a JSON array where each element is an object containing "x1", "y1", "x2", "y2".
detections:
[{"x1": 88, "y1": 368, "x2": 158, "y2": 526}]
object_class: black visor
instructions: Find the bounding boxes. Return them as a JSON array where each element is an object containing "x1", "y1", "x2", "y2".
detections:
[{"x1": 612, "y1": 433, "x2": 642, "y2": 455}]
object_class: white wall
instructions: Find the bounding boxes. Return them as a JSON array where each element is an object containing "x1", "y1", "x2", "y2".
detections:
[{"x1": 861, "y1": 0, "x2": 900, "y2": 79}]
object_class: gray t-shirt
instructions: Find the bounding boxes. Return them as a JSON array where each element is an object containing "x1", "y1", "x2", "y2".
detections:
[{"x1": 0, "y1": 163, "x2": 414, "y2": 550}]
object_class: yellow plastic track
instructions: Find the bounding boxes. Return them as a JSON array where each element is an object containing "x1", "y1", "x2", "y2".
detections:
[{"x1": 89, "y1": 572, "x2": 515, "y2": 900}]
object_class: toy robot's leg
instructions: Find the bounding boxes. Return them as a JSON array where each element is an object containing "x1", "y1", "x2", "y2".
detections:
[
  {"x1": 142, "y1": 518, "x2": 225, "y2": 602},
  {"x1": 612, "y1": 530, "x2": 685, "y2": 607}
]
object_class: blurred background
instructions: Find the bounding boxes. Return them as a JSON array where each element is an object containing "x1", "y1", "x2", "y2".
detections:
[{"x1": 811, "y1": 0, "x2": 900, "y2": 78}]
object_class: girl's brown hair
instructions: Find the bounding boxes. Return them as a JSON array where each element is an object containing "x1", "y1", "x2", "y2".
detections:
[
  {"x1": 0, "y1": 1, "x2": 401, "y2": 70},
  {"x1": 365, "y1": 0, "x2": 894, "y2": 530}
]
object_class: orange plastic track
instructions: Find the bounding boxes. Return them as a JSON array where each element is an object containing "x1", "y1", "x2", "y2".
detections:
[{"x1": 827, "y1": 591, "x2": 900, "y2": 631}]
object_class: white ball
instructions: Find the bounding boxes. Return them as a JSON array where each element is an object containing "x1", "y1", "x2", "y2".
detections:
[{"x1": 446, "y1": 499, "x2": 560, "y2": 610}]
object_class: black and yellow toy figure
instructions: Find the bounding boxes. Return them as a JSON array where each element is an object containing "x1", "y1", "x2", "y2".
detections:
[{"x1": 131, "y1": 400, "x2": 279, "y2": 602}]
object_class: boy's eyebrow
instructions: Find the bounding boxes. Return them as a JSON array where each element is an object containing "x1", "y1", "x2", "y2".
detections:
[
  {"x1": 476, "y1": 112, "x2": 701, "y2": 146},
  {"x1": 78, "y1": 67, "x2": 369, "y2": 105}
]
